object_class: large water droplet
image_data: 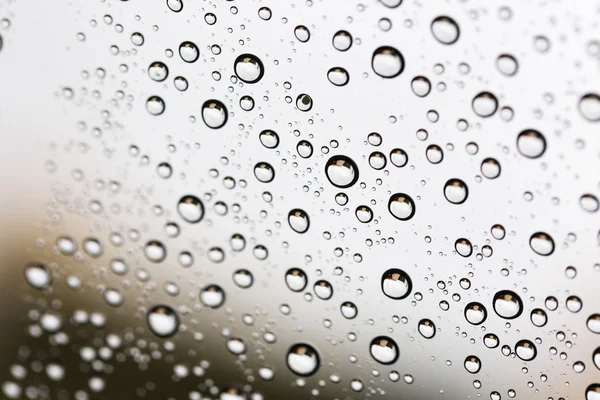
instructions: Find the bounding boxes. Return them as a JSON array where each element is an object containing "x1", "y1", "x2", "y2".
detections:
[
  {"x1": 444, "y1": 178, "x2": 469, "y2": 204},
  {"x1": 381, "y1": 268, "x2": 412, "y2": 299},
  {"x1": 372, "y1": 46, "x2": 404, "y2": 78},
  {"x1": 179, "y1": 41, "x2": 199, "y2": 63},
  {"x1": 201, "y1": 100, "x2": 228, "y2": 129},
  {"x1": 340, "y1": 302, "x2": 358, "y2": 319},
  {"x1": 332, "y1": 30, "x2": 352, "y2": 51},
  {"x1": 517, "y1": 129, "x2": 546, "y2": 159},
  {"x1": 431, "y1": 16, "x2": 460, "y2": 44},
  {"x1": 587, "y1": 384, "x2": 600, "y2": 400},
  {"x1": 496, "y1": 54, "x2": 518, "y2": 76},
  {"x1": 288, "y1": 209, "x2": 310, "y2": 233},
  {"x1": 327, "y1": 67, "x2": 350, "y2": 86},
  {"x1": 314, "y1": 280, "x2": 333, "y2": 300},
  {"x1": 147, "y1": 305, "x2": 180, "y2": 338},
  {"x1": 148, "y1": 61, "x2": 169, "y2": 82},
  {"x1": 464, "y1": 355, "x2": 481, "y2": 373},
  {"x1": 325, "y1": 155, "x2": 359, "y2": 188},
  {"x1": 530, "y1": 308, "x2": 547, "y2": 327},
  {"x1": 418, "y1": 319, "x2": 436, "y2": 339},
  {"x1": 587, "y1": 314, "x2": 600, "y2": 334},
  {"x1": 472, "y1": 92, "x2": 498, "y2": 118},
  {"x1": 388, "y1": 193, "x2": 416, "y2": 221},
  {"x1": 177, "y1": 195, "x2": 204, "y2": 223},
  {"x1": 286, "y1": 343, "x2": 320, "y2": 376},
  {"x1": 455, "y1": 238, "x2": 473, "y2": 257},
  {"x1": 370, "y1": 336, "x2": 399, "y2": 364},
  {"x1": 493, "y1": 290, "x2": 523, "y2": 319},
  {"x1": 254, "y1": 162, "x2": 275, "y2": 183},
  {"x1": 411, "y1": 76, "x2": 431, "y2": 97},
  {"x1": 294, "y1": 25, "x2": 310, "y2": 42},
  {"x1": 200, "y1": 284, "x2": 225, "y2": 308},
  {"x1": 529, "y1": 232, "x2": 554, "y2": 256},
  {"x1": 234, "y1": 54, "x2": 264, "y2": 84},
  {"x1": 579, "y1": 93, "x2": 600, "y2": 122},
  {"x1": 285, "y1": 268, "x2": 308, "y2": 292},
  {"x1": 24, "y1": 263, "x2": 51, "y2": 290},
  {"x1": 144, "y1": 240, "x2": 167, "y2": 263},
  {"x1": 259, "y1": 130, "x2": 279, "y2": 149},
  {"x1": 515, "y1": 339, "x2": 537, "y2": 361},
  {"x1": 146, "y1": 96, "x2": 165, "y2": 116},
  {"x1": 465, "y1": 302, "x2": 487, "y2": 325}
]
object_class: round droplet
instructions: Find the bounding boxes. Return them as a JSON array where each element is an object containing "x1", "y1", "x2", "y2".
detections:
[
  {"x1": 327, "y1": 67, "x2": 349, "y2": 86},
  {"x1": 325, "y1": 155, "x2": 359, "y2": 188},
  {"x1": 254, "y1": 162, "x2": 275, "y2": 183},
  {"x1": 411, "y1": 76, "x2": 431, "y2": 97},
  {"x1": 173, "y1": 76, "x2": 188, "y2": 91},
  {"x1": 259, "y1": 130, "x2": 279, "y2": 149},
  {"x1": 200, "y1": 284, "x2": 225, "y2": 308},
  {"x1": 491, "y1": 224, "x2": 506, "y2": 240},
  {"x1": 340, "y1": 302, "x2": 358, "y2": 319},
  {"x1": 56, "y1": 236, "x2": 77, "y2": 255},
  {"x1": 530, "y1": 308, "x2": 547, "y2": 327},
  {"x1": 24, "y1": 263, "x2": 52, "y2": 290},
  {"x1": 234, "y1": 54, "x2": 264, "y2": 84},
  {"x1": 82, "y1": 238, "x2": 103, "y2": 258},
  {"x1": 286, "y1": 343, "x2": 320, "y2": 376},
  {"x1": 296, "y1": 93, "x2": 313, "y2": 111},
  {"x1": 483, "y1": 333, "x2": 499, "y2": 348},
  {"x1": 493, "y1": 290, "x2": 523, "y2": 319},
  {"x1": 147, "y1": 305, "x2": 180, "y2": 338},
  {"x1": 148, "y1": 61, "x2": 169, "y2": 82},
  {"x1": 372, "y1": 46, "x2": 404, "y2": 78},
  {"x1": 517, "y1": 129, "x2": 546, "y2": 159},
  {"x1": 418, "y1": 319, "x2": 436, "y2": 339},
  {"x1": 285, "y1": 268, "x2": 308, "y2": 292},
  {"x1": 593, "y1": 348, "x2": 600, "y2": 370},
  {"x1": 587, "y1": 384, "x2": 600, "y2": 400},
  {"x1": 431, "y1": 16, "x2": 460, "y2": 45},
  {"x1": 455, "y1": 238, "x2": 473, "y2": 257},
  {"x1": 314, "y1": 280, "x2": 333, "y2": 300},
  {"x1": 481, "y1": 158, "x2": 501, "y2": 179},
  {"x1": 390, "y1": 148, "x2": 408, "y2": 167},
  {"x1": 496, "y1": 54, "x2": 518, "y2": 76},
  {"x1": 332, "y1": 30, "x2": 352, "y2": 51},
  {"x1": 426, "y1": 144, "x2": 444, "y2": 164},
  {"x1": 579, "y1": 93, "x2": 600, "y2": 122},
  {"x1": 288, "y1": 209, "x2": 310, "y2": 233},
  {"x1": 515, "y1": 339, "x2": 537, "y2": 361},
  {"x1": 370, "y1": 336, "x2": 399, "y2": 365},
  {"x1": 130, "y1": 32, "x2": 144, "y2": 46},
  {"x1": 580, "y1": 194, "x2": 599, "y2": 212},
  {"x1": 379, "y1": 0, "x2": 402, "y2": 7},
  {"x1": 232, "y1": 269, "x2": 253, "y2": 289},
  {"x1": 381, "y1": 268, "x2": 412, "y2": 300},
  {"x1": 177, "y1": 195, "x2": 204, "y2": 223},
  {"x1": 146, "y1": 96, "x2": 165, "y2": 116},
  {"x1": 166, "y1": 0, "x2": 183, "y2": 12},
  {"x1": 144, "y1": 240, "x2": 166, "y2": 263},
  {"x1": 369, "y1": 151, "x2": 387, "y2": 169},
  {"x1": 258, "y1": 7, "x2": 272, "y2": 20},
  {"x1": 201, "y1": 100, "x2": 228, "y2": 129},
  {"x1": 294, "y1": 25, "x2": 310, "y2": 42},
  {"x1": 464, "y1": 355, "x2": 481, "y2": 374},
  {"x1": 179, "y1": 41, "x2": 199, "y2": 63},
  {"x1": 355, "y1": 205, "x2": 373, "y2": 223},
  {"x1": 388, "y1": 193, "x2": 416, "y2": 221},
  {"x1": 587, "y1": 314, "x2": 600, "y2": 334},
  {"x1": 529, "y1": 232, "x2": 554, "y2": 256},
  {"x1": 465, "y1": 302, "x2": 487, "y2": 325},
  {"x1": 297, "y1": 140, "x2": 313, "y2": 158},
  {"x1": 239, "y1": 95, "x2": 254, "y2": 111},
  {"x1": 444, "y1": 178, "x2": 469, "y2": 204},
  {"x1": 472, "y1": 92, "x2": 498, "y2": 118},
  {"x1": 566, "y1": 295, "x2": 582, "y2": 313},
  {"x1": 104, "y1": 288, "x2": 124, "y2": 307}
]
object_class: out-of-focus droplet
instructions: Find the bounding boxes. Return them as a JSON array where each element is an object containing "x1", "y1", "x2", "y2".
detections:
[{"x1": 147, "y1": 305, "x2": 180, "y2": 338}]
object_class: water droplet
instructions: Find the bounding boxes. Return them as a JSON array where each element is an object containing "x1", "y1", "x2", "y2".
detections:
[
  {"x1": 472, "y1": 92, "x2": 498, "y2": 118},
  {"x1": 177, "y1": 195, "x2": 204, "y2": 223},
  {"x1": 148, "y1": 61, "x2": 169, "y2": 82},
  {"x1": 296, "y1": 93, "x2": 313, "y2": 111},
  {"x1": 200, "y1": 284, "x2": 226, "y2": 308},
  {"x1": 325, "y1": 155, "x2": 359, "y2": 188},
  {"x1": 481, "y1": 158, "x2": 501, "y2": 179},
  {"x1": 455, "y1": 238, "x2": 473, "y2": 257},
  {"x1": 147, "y1": 305, "x2": 180, "y2": 338},
  {"x1": 341, "y1": 302, "x2": 358, "y2": 319},
  {"x1": 517, "y1": 129, "x2": 546, "y2": 159},
  {"x1": 388, "y1": 193, "x2": 416, "y2": 221},
  {"x1": 593, "y1": 348, "x2": 600, "y2": 370},
  {"x1": 201, "y1": 99, "x2": 228, "y2": 129},
  {"x1": 130, "y1": 32, "x2": 144, "y2": 46},
  {"x1": 587, "y1": 314, "x2": 600, "y2": 334},
  {"x1": 566, "y1": 295, "x2": 582, "y2": 313},
  {"x1": 179, "y1": 41, "x2": 199, "y2": 63},
  {"x1": 144, "y1": 240, "x2": 167, "y2": 263},
  {"x1": 381, "y1": 268, "x2": 412, "y2": 299},
  {"x1": 166, "y1": 0, "x2": 183, "y2": 12},
  {"x1": 286, "y1": 268, "x2": 308, "y2": 292},
  {"x1": 515, "y1": 339, "x2": 537, "y2": 361},
  {"x1": 297, "y1": 140, "x2": 313, "y2": 158},
  {"x1": 294, "y1": 25, "x2": 310, "y2": 42},
  {"x1": 418, "y1": 319, "x2": 436, "y2": 339},
  {"x1": 327, "y1": 67, "x2": 349, "y2": 86},
  {"x1": 146, "y1": 96, "x2": 165, "y2": 115},
  {"x1": 379, "y1": 0, "x2": 402, "y2": 8},
  {"x1": 104, "y1": 288, "x2": 124, "y2": 307},
  {"x1": 431, "y1": 16, "x2": 460, "y2": 45},
  {"x1": 234, "y1": 54, "x2": 264, "y2": 83},
  {"x1": 239, "y1": 95, "x2": 254, "y2": 111},
  {"x1": 370, "y1": 336, "x2": 399, "y2": 364},
  {"x1": 390, "y1": 148, "x2": 408, "y2": 167},
  {"x1": 496, "y1": 54, "x2": 518, "y2": 76},
  {"x1": 232, "y1": 269, "x2": 253, "y2": 288},
  {"x1": 579, "y1": 93, "x2": 600, "y2": 122},
  {"x1": 493, "y1": 290, "x2": 523, "y2": 319},
  {"x1": 332, "y1": 30, "x2": 352, "y2": 51},
  {"x1": 372, "y1": 46, "x2": 404, "y2": 78},
  {"x1": 529, "y1": 232, "x2": 554, "y2": 256},
  {"x1": 288, "y1": 209, "x2": 310, "y2": 233},
  {"x1": 411, "y1": 76, "x2": 431, "y2": 97},
  {"x1": 355, "y1": 205, "x2": 373, "y2": 223},
  {"x1": 465, "y1": 302, "x2": 487, "y2": 325},
  {"x1": 464, "y1": 355, "x2": 481, "y2": 373},
  {"x1": 286, "y1": 343, "x2": 320, "y2": 376},
  {"x1": 83, "y1": 238, "x2": 103, "y2": 258},
  {"x1": 483, "y1": 333, "x2": 499, "y2": 348},
  {"x1": 530, "y1": 308, "x2": 547, "y2": 327},
  {"x1": 587, "y1": 384, "x2": 600, "y2": 400},
  {"x1": 56, "y1": 236, "x2": 77, "y2": 255},
  {"x1": 314, "y1": 280, "x2": 333, "y2": 300},
  {"x1": 259, "y1": 130, "x2": 279, "y2": 148},
  {"x1": 444, "y1": 178, "x2": 469, "y2": 204},
  {"x1": 254, "y1": 162, "x2": 275, "y2": 183},
  {"x1": 24, "y1": 263, "x2": 51, "y2": 289},
  {"x1": 580, "y1": 194, "x2": 599, "y2": 212},
  {"x1": 258, "y1": 7, "x2": 272, "y2": 20},
  {"x1": 426, "y1": 144, "x2": 444, "y2": 164}
]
